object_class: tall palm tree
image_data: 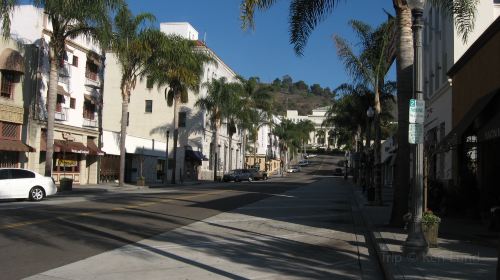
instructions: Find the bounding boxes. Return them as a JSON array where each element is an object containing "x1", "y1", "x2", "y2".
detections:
[
  {"x1": 223, "y1": 84, "x2": 246, "y2": 171},
  {"x1": 334, "y1": 19, "x2": 394, "y2": 204},
  {"x1": 147, "y1": 37, "x2": 213, "y2": 184},
  {"x1": 239, "y1": 0, "x2": 478, "y2": 225},
  {"x1": 195, "y1": 77, "x2": 241, "y2": 180},
  {"x1": 109, "y1": 5, "x2": 165, "y2": 187}
]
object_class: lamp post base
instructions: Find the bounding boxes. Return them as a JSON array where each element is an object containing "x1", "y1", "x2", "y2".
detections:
[{"x1": 403, "y1": 221, "x2": 428, "y2": 259}]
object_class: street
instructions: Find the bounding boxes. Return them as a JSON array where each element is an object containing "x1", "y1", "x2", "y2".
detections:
[{"x1": 0, "y1": 155, "x2": 383, "y2": 280}]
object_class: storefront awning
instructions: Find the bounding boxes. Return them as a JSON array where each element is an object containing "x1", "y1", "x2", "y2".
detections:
[
  {"x1": 87, "y1": 139, "x2": 105, "y2": 156},
  {"x1": 0, "y1": 139, "x2": 34, "y2": 152},
  {"x1": 0, "y1": 48, "x2": 25, "y2": 74},
  {"x1": 436, "y1": 90, "x2": 500, "y2": 152},
  {"x1": 185, "y1": 150, "x2": 207, "y2": 162},
  {"x1": 54, "y1": 140, "x2": 89, "y2": 154}
]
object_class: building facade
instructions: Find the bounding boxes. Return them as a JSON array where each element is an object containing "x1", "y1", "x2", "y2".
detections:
[
  {"x1": 102, "y1": 22, "x2": 242, "y2": 184},
  {"x1": 8, "y1": 5, "x2": 104, "y2": 184},
  {"x1": 245, "y1": 115, "x2": 281, "y2": 175},
  {"x1": 285, "y1": 107, "x2": 336, "y2": 149},
  {"x1": 423, "y1": 0, "x2": 500, "y2": 184}
]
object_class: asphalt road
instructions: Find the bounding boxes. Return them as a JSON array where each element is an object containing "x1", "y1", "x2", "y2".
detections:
[{"x1": 0, "y1": 154, "x2": 382, "y2": 280}]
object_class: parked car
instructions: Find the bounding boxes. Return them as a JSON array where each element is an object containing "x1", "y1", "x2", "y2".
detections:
[
  {"x1": 287, "y1": 165, "x2": 301, "y2": 173},
  {"x1": 298, "y1": 160, "x2": 310, "y2": 167},
  {"x1": 333, "y1": 167, "x2": 344, "y2": 176},
  {"x1": 306, "y1": 154, "x2": 317, "y2": 159},
  {"x1": 249, "y1": 168, "x2": 268, "y2": 180},
  {"x1": 0, "y1": 168, "x2": 57, "y2": 201},
  {"x1": 222, "y1": 169, "x2": 253, "y2": 182}
]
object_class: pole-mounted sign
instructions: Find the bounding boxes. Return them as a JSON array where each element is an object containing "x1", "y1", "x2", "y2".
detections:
[{"x1": 409, "y1": 99, "x2": 425, "y2": 144}]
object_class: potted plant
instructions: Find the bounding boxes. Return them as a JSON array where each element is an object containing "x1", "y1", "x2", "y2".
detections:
[{"x1": 422, "y1": 210, "x2": 441, "y2": 247}]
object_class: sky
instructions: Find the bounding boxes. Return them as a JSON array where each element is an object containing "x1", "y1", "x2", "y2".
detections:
[{"x1": 127, "y1": 0, "x2": 396, "y2": 90}]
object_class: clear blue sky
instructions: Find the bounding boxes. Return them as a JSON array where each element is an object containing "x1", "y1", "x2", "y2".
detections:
[{"x1": 128, "y1": 0, "x2": 396, "y2": 90}]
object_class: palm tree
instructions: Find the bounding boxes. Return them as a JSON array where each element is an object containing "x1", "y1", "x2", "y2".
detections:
[
  {"x1": 147, "y1": 37, "x2": 213, "y2": 184},
  {"x1": 109, "y1": 5, "x2": 166, "y2": 187},
  {"x1": 334, "y1": 19, "x2": 394, "y2": 204},
  {"x1": 239, "y1": 0, "x2": 479, "y2": 225},
  {"x1": 195, "y1": 77, "x2": 241, "y2": 180},
  {"x1": 0, "y1": 0, "x2": 123, "y2": 177},
  {"x1": 223, "y1": 84, "x2": 246, "y2": 171}
]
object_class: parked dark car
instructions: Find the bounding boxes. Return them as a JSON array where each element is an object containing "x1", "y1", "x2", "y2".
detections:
[
  {"x1": 249, "y1": 168, "x2": 268, "y2": 180},
  {"x1": 222, "y1": 169, "x2": 253, "y2": 182},
  {"x1": 333, "y1": 167, "x2": 344, "y2": 176}
]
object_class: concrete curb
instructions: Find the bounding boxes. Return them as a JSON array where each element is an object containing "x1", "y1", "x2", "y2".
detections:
[{"x1": 350, "y1": 184, "x2": 405, "y2": 280}]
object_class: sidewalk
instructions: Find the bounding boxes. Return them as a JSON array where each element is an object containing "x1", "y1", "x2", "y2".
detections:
[{"x1": 352, "y1": 182, "x2": 498, "y2": 279}]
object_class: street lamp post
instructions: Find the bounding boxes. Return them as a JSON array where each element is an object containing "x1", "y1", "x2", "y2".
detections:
[
  {"x1": 366, "y1": 106, "x2": 375, "y2": 201},
  {"x1": 403, "y1": 0, "x2": 428, "y2": 258},
  {"x1": 164, "y1": 130, "x2": 170, "y2": 184}
]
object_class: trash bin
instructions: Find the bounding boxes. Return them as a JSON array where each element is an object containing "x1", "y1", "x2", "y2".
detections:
[{"x1": 59, "y1": 178, "x2": 73, "y2": 191}]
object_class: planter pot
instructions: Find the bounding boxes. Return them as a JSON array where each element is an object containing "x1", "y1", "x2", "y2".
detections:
[
  {"x1": 136, "y1": 178, "x2": 145, "y2": 186},
  {"x1": 59, "y1": 178, "x2": 73, "y2": 192},
  {"x1": 422, "y1": 223, "x2": 439, "y2": 248}
]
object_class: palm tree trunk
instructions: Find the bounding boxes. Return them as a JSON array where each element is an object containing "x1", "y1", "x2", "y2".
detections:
[
  {"x1": 119, "y1": 90, "x2": 129, "y2": 187},
  {"x1": 374, "y1": 89, "x2": 383, "y2": 205},
  {"x1": 44, "y1": 54, "x2": 59, "y2": 176},
  {"x1": 213, "y1": 118, "x2": 220, "y2": 181},
  {"x1": 228, "y1": 133, "x2": 233, "y2": 170},
  {"x1": 253, "y1": 134, "x2": 257, "y2": 169},
  {"x1": 171, "y1": 95, "x2": 179, "y2": 184},
  {"x1": 390, "y1": 0, "x2": 413, "y2": 226}
]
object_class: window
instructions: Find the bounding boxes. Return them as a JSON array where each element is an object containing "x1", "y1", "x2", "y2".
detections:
[
  {"x1": 179, "y1": 112, "x2": 187, "y2": 127},
  {"x1": 83, "y1": 101, "x2": 96, "y2": 120},
  {"x1": 146, "y1": 76, "x2": 153, "y2": 89},
  {"x1": 156, "y1": 159, "x2": 165, "y2": 181},
  {"x1": 1, "y1": 72, "x2": 15, "y2": 99},
  {"x1": 10, "y1": 169, "x2": 35, "y2": 179},
  {"x1": 495, "y1": 0, "x2": 500, "y2": 4},
  {"x1": 53, "y1": 153, "x2": 80, "y2": 173},
  {"x1": 70, "y1": 97, "x2": 76, "y2": 109},
  {"x1": 126, "y1": 112, "x2": 129, "y2": 126},
  {"x1": 85, "y1": 61, "x2": 98, "y2": 81},
  {"x1": 56, "y1": 94, "x2": 65, "y2": 112},
  {"x1": 145, "y1": 100, "x2": 153, "y2": 113},
  {"x1": 0, "y1": 121, "x2": 20, "y2": 140},
  {"x1": 72, "y1": 55, "x2": 78, "y2": 67}
]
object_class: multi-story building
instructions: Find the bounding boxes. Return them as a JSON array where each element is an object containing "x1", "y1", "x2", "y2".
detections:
[
  {"x1": 0, "y1": 38, "x2": 36, "y2": 168},
  {"x1": 102, "y1": 22, "x2": 242, "y2": 184},
  {"x1": 423, "y1": 0, "x2": 499, "y2": 184},
  {"x1": 7, "y1": 5, "x2": 104, "y2": 184},
  {"x1": 245, "y1": 115, "x2": 282, "y2": 174},
  {"x1": 285, "y1": 107, "x2": 336, "y2": 149}
]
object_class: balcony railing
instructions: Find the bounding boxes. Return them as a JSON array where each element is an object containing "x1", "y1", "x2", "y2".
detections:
[
  {"x1": 83, "y1": 112, "x2": 98, "y2": 128},
  {"x1": 55, "y1": 107, "x2": 68, "y2": 121},
  {"x1": 85, "y1": 69, "x2": 101, "y2": 88}
]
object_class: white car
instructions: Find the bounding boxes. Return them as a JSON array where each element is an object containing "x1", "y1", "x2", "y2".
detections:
[
  {"x1": 0, "y1": 168, "x2": 57, "y2": 201},
  {"x1": 287, "y1": 166, "x2": 301, "y2": 173}
]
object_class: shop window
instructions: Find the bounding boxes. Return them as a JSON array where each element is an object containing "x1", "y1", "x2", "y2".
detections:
[
  {"x1": 0, "y1": 121, "x2": 20, "y2": 140},
  {"x1": 145, "y1": 100, "x2": 153, "y2": 113},
  {"x1": 179, "y1": 112, "x2": 186, "y2": 127},
  {"x1": 0, "y1": 152, "x2": 18, "y2": 168},
  {"x1": 53, "y1": 153, "x2": 80, "y2": 173},
  {"x1": 1, "y1": 72, "x2": 15, "y2": 99},
  {"x1": 156, "y1": 159, "x2": 165, "y2": 181}
]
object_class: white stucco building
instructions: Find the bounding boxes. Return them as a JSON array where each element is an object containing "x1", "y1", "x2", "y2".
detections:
[
  {"x1": 8, "y1": 5, "x2": 104, "y2": 184},
  {"x1": 285, "y1": 107, "x2": 336, "y2": 149},
  {"x1": 102, "y1": 22, "x2": 243, "y2": 183},
  {"x1": 423, "y1": 1, "x2": 499, "y2": 182},
  {"x1": 245, "y1": 114, "x2": 282, "y2": 174}
]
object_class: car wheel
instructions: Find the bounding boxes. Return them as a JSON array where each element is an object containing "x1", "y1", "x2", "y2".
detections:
[{"x1": 29, "y1": 186, "x2": 45, "y2": 202}]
